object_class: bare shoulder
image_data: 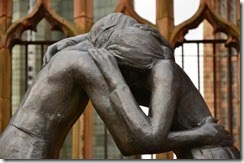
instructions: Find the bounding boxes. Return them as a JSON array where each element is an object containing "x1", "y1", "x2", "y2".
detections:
[
  {"x1": 45, "y1": 48, "x2": 94, "y2": 77},
  {"x1": 53, "y1": 49, "x2": 92, "y2": 66},
  {"x1": 60, "y1": 49, "x2": 102, "y2": 81}
]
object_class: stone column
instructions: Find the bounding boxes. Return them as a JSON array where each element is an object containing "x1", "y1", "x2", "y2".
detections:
[
  {"x1": 73, "y1": 0, "x2": 93, "y2": 33},
  {"x1": 156, "y1": 0, "x2": 174, "y2": 41},
  {"x1": 0, "y1": 0, "x2": 12, "y2": 133},
  {"x1": 0, "y1": 48, "x2": 11, "y2": 133},
  {"x1": 72, "y1": 0, "x2": 94, "y2": 159}
]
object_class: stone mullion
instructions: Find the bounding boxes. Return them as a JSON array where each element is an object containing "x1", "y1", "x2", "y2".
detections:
[
  {"x1": 236, "y1": 0, "x2": 240, "y2": 27},
  {"x1": 73, "y1": 0, "x2": 93, "y2": 33},
  {"x1": 72, "y1": 0, "x2": 93, "y2": 159},
  {"x1": 156, "y1": 0, "x2": 174, "y2": 41},
  {"x1": 0, "y1": 48, "x2": 11, "y2": 133},
  {"x1": 236, "y1": 1, "x2": 240, "y2": 151},
  {"x1": 0, "y1": 0, "x2": 13, "y2": 133}
]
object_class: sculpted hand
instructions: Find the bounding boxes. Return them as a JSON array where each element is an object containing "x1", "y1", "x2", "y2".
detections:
[
  {"x1": 88, "y1": 48, "x2": 126, "y2": 91},
  {"x1": 42, "y1": 34, "x2": 87, "y2": 66},
  {"x1": 198, "y1": 116, "x2": 233, "y2": 147}
]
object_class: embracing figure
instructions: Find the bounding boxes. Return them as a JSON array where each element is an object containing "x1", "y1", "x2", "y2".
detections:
[{"x1": 0, "y1": 13, "x2": 240, "y2": 159}]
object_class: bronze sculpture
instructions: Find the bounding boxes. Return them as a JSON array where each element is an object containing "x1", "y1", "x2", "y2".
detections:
[{"x1": 0, "y1": 13, "x2": 240, "y2": 159}]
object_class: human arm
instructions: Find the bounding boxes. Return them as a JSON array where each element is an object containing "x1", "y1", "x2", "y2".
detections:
[
  {"x1": 88, "y1": 48, "x2": 232, "y2": 153},
  {"x1": 42, "y1": 33, "x2": 88, "y2": 66}
]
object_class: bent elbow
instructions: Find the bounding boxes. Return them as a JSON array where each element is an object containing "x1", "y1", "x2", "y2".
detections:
[
  {"x1": 136, "y1": 132, "x2": 167, "y2": 151},
  {"x1": 143, "y1": 128, "x2": 168, "y2": 145}
]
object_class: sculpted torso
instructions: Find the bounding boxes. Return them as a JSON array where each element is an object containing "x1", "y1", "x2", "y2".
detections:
[{"x1": 0, "y1": 41, "x2": 90, "y2": 158}]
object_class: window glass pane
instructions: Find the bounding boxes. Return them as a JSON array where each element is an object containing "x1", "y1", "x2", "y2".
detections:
[
  {"x1": 59, "y1": 130, "x2": 73, "y2": 159},
  {"x1": 92, "y1": 112, "x2": 105, "y2": 159},
  {"x1": 93, "y1": 0, "x2": 119, "y2": 22},
  {"x1": 174, "y1": 0, "x2": 200, "y2": 26},
  {"x1": 11, "y1": 45, "x2": 26, "y2": 114},
  {"x1": 51, "y1": 0, "x2": 74, "y2": 22},
  {"x1": 13, "y1": 0, "x2": 29, "y2": 22},
  {"x1": 134, "y1": 0, "x2": 156, "y2": 24}
]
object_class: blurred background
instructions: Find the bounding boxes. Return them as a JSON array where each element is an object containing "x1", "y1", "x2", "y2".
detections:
[{"x1": 0, "y1": 0, "x2": 240, "y2": 160}]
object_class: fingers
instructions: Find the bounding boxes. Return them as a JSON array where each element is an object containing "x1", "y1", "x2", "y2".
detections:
[
  {"x1": 89, "y1": 48, "x2": 116, "y2": 63},
  {"x1": 57, "y1": 39, "x2": 77, "y2": 51},
  {"x1": 88, "y1": 48, "x2": 123, "y2": 89},
  {"x1": 89, "y1": 48, "x2": 109, "y2": 62},
  {"x1": 88, "y1": 48, "x2": 102, "y2": 64},
  {"x1": 42, "y1": 44, "x2": 58, "y2": 66},
  {"x1": 88, "y1": 48, "x2": 110, "y2": 66},
  {"x1": 57, "y1": 41, "x2": 68, "y2": 51},
  {"x1": 221, "y1": 129, "x2": 233, "y2": 146},
  {"x1": 220, "y1": 140, "x2": 232, "y2": 147},
  {"x1": 205, "y1": 116, "x2": 218, "y2": 124},
  {"x1": 220, "y1": 136, "x2": 233, "y2": 147},
  {"x1": 199, "y1": 116, "x2": 218, "y2": 126},
  {"x1": 99, "y1": 48, "x2": 118, "y2": 65},
  {"x1": 214, "y1": 124, "x2": 227, "y2": 134},
  {"x1": 216, "y1": 127, "x2": 233, "y2": 147},
  {"x1": 57, "y1": 43, "x2": 67, "y2": 51}
]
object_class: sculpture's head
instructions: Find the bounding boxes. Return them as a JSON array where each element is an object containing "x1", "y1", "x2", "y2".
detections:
[
  {"x1": 88, "y1": 13, "x2": 175, "y2": 69},
  {"x1": 87, "y1": 13, "x2": 137, "y2": 48},
  {"x1": 105, "y1": 26, "x2": 165, "y2": 69}
]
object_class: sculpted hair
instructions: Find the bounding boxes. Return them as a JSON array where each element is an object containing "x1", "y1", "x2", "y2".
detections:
[
  {"x1": 87, "y1": 13, "x2": 137, "y2": 48},
  {"x1": 87, "y1": 13, "x2": 175, "y2": 69},
  {"x1": 105, "y1": 26, "x2": 165, "y2": 69}
]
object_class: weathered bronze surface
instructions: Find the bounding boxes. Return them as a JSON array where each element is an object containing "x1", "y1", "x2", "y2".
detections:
[{"x1": 0, "y1": 13, "x2": 240, "y2": 159}]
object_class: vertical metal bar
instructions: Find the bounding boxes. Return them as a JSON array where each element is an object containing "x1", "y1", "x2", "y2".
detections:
[
  {"x1": 227, "y1": 0, "x2": 230, "y2": 21},
  {"x1": 25, "y1": 43, "x2": 28, "y2": 91},
  {"x1": 197, "y1": 43, "x2": 200, "y2": 91},
  {"x1": 41, "y1": 44, "x2": 44, "y2": 67},
  {"x1": 181, "y1": 45, "x2": 184, "y2": 70},
  {"x1": 227, "y1": 47, "x2": 233, "y2": 137},
  {"x1": 213, "y1": 43, "x2": 217, "y2": 118},
  {"x1": 104, "y1": 126, "x2": 108, "y2": 159},
  {"x1": 83, "y1": 102, "x2": 93, "y2": 159}
]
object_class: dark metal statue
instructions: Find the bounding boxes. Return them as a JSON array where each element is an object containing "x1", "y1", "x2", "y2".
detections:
[{"x1": 0, "y1": 13, "x2": 240, "y2": 159}]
